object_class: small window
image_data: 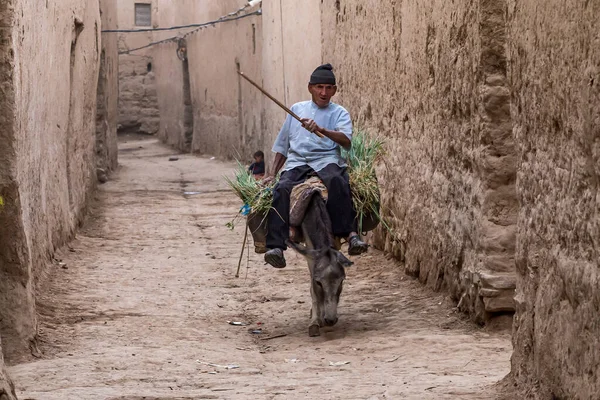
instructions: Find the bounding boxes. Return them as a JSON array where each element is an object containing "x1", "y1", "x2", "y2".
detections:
[{"x1": 135, "y1": 3, "x2": 152, "y2": 27}]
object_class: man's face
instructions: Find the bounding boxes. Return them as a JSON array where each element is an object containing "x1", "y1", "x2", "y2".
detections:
[
  {"x1": 254, "y1": 155, "x2": 263, "y2": 163},
  {"x1": 309, "y1": 84, "x2": 337, "y2": 108}
]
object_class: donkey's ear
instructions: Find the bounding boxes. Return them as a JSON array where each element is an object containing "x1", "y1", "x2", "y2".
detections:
[{"x1": 331, "y1": 249, "x2": 353, "y2": 268}]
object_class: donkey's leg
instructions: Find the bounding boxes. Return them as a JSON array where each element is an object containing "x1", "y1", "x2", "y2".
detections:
[{"x1": 308, "y1": 284, "x2": 321, "y2": 337}]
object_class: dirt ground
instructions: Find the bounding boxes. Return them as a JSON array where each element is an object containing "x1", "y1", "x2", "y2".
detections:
[{"x1": 8, "y1": 137, "x2": 513, "y2": 400}]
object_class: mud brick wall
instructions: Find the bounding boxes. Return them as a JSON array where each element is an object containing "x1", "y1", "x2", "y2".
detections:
[
  {"x1": 0, "y1": 337, "x2": 16, "y2": 399},
  {"x1": 185, "y1": 0, "x2": 264, "y2": 159},
  {"x1": 152, "y1": 0, "x2": 323, "y2": 164},
  {"x1": 0, "y1": 0, "x2": 103, "y2": 361},
  {"x1": 321, "y1": 0, "x2": 517, "y2": 322},
  {"x1": 508, "y1": 1, "x2": 600, "y2": 398},
  {"x1": 117, "y1": 0, "x2": 160, "y2": 135},
  {"x1": 97, "y1": 0, "x2": 119, "y2": 173}
]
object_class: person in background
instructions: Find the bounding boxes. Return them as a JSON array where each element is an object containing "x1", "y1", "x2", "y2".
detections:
[{"x1": 249, "y1": 150, "x2": 265, "y2": 179}]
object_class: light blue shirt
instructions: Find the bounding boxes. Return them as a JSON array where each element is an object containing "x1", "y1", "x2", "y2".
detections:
[{"x1": 272, "y1": 101, "x2": 352, "y2": 172}]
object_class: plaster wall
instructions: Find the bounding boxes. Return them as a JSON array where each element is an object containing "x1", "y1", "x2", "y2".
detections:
[
  {"x1": 152, "y1": 0, "x2": 322, "y2": 164},
  {"x1": 0, "y1": 0, "x2": 102, "y2": 361},
  {"x1": 117, "y1": 0, "x2": 160, "y2": 135},
  {"x1": 97, "y1": 0, "x2": 119, "y2": 172},
  {"x1": 321, "y1": 0, "x2": 517, "y2": 322},
  {"x1": 508, "y1": 1, "x2": 600, "y2": 398}
]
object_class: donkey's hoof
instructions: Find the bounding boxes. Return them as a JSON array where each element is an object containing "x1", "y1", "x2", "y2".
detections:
[{"x1": 308, "y1": 324, "x2": 320, "y2": 337}]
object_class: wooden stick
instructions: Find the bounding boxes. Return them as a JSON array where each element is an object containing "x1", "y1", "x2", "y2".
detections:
[
  {"x1": 260, "y1": 333, "x2": 288, "y2": 341},
  {"x1": 235, "y1": 222, "x2": 249, "y2": 278},
  {"x1": 238, "y1": 71, "x2": 325, "y2": 138}
]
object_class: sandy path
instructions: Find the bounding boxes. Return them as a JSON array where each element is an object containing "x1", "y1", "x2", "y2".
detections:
[{"x1": 8, "y1": 137, "x2": 512, "y2": 400}]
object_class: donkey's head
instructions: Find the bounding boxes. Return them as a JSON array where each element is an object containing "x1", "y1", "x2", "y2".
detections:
[{"x1": 286, "y1": 240, "x2": 353, "y2": 326}]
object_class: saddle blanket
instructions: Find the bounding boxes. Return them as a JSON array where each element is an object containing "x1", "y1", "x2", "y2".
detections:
[{"x1": 289, "y1": 177, "x2": 328, "y2": 227}]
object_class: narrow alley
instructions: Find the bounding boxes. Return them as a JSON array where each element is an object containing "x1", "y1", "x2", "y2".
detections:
[{"x1": 8, "y1": 137, "x2": 511, "y2": 400}]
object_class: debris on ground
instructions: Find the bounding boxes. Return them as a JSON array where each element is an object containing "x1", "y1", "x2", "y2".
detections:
[
  {"x1": 260, "y1": 333, "x2": 288, "y2": 341},
  {"x1": 197, "y1": 360, "x2": 240, "y2": 370},
  {"x1": 228, "y1": 321, "x2": 249, "y2": 326},
  {"x1": 329, "y1": 361, "x2": 351, "y2": 367},
  {"x1": 97, "y1": 168, "x2": 108, "y2": 184},
  {"x1": 169, "y1": 157, "x2": 179, "y2": 161}
]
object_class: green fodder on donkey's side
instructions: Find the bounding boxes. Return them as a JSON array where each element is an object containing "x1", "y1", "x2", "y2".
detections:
[
  {"x1": 224, "y1": 162, "x2": 277, "y2": 229},
  {"x1": 342, "y1": 129, "x2": 387, "y2": 233},
  {"x1": 225, "y1": 129, "x2": 388, "y2": 234}
]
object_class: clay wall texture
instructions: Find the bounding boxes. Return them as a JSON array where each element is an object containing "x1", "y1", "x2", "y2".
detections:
[
  {"x1": 97, "y1": 0, "x2": 119, "y2": 173},
  {"x1": 117, "y1": 0, "x2": 160, "y2": 135},
  {"x1": 152, "y1": 0, "x2": 322, "y2": 163},
  {"x1": 0, "y1": 0, "x2": 106, "y2": 364},
  {"x1": 0, "y1": 336, "x2": 16, "y2": 399},
  {"x1": 508, "y1": 1, "x2": 600, "y2": 398},
  {"x1": 151, "y1": 0, "x2": 189, "y2": 150},
  {"x1": 321, "y1": 0, "x2": 517, "y2": 322},
  {"x1": 186, "y1": 0, "x2": 264, "y2": 158},
  {"x1": 260, "y1": 0, "x2": 323, "y2": 164}
]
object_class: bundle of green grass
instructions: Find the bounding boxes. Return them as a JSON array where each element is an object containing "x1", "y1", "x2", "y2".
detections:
[
  {"x1": 225, "y1": 129, "x2": 385, "y2": 232},
  {"x1": 343, "y1": 129, "x2": 386, "y2": 233},
  {"x1": 225, "y1": 162, "x2": 276, "y2": 221}
]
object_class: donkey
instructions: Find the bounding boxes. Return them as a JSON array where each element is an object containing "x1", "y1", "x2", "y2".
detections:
[{"x1": 285, "y1": 190, "x2": 353, "y2": 337}]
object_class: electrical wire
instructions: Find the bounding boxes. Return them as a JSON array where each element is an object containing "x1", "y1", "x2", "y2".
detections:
[
  {"x1": 102, "y1": 10, "x2": 257, "y2": 34},
  {"x1": 116, "y1": 10, "x2": 261, "y2": 55}
]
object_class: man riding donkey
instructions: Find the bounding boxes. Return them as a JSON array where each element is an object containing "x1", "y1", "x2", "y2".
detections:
[{"x1": 262, "y1": 64, "x2": 369, "y2": 268}]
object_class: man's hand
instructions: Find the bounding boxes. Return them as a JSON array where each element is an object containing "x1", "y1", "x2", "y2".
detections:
[
  {"x1": 261, "y1": 175, "x2": 275, "y2": 185},
  {"x1": 301, "y1": 118, "x2": 321, "y2": 134},
  {"x1": 299, "y1": 118, "x2": 351, "y2": 149}
]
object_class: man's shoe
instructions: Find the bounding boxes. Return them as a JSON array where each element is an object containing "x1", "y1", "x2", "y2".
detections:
[
  {"x1": 348, "y1": 235, "x2": 368, "y2": 256},
  {"x1": 264, "y1": 248, "x2": 287, "y2": 268}
]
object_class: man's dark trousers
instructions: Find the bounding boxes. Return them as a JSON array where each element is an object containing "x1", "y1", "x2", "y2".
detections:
[{"x1": 266, "y1": 163, "x2": 356, "y2": 250}]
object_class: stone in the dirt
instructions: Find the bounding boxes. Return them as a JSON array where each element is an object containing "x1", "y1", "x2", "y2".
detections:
[
  {"x1": 97, "y1": 168, "x2": 108, "y2": 183},
  {"x1": 169, "y1": 157, "x2": 179, "y2": 161},
  {"x1": 329, "y1": 361, "x2": 351, "y2": 366}
]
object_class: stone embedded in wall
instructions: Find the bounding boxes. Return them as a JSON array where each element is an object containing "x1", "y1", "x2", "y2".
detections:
[
  {"x1": 508, "y1": 0, "x2": 600, "y2": 398},
  {"x1": 321, "y1": 0, "x2": 517, "y2": 324}
]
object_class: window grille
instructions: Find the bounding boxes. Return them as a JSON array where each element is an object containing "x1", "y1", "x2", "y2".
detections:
[{"x1": 135, "y1": 3, "x2": 152, "y2": 27}]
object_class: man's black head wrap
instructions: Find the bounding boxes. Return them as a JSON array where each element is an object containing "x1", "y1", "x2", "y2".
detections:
[{"x1": 309, "y1": 63, "x2": 336, "y2": 85}]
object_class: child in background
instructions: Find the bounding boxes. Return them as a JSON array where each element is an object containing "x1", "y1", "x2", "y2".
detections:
[{"x1": 248, "y1": 150, "x2": 265, "y2": 179}]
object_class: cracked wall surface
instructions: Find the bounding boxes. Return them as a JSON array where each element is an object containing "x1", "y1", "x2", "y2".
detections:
[
  {"x1": 508, "y1": 1, "x2": 600, "y2": 398},
  {"x1": 117, "y1": 0, "x2": 159, "y2": 135},
  {"x1": 152, "y1": 0, "x2": 322, "y2": 164},
  {"x1": 97, "y1": 0, "x2": 119, "y2": 173},
  {"x1": 0, "y1": 336, "x2": 16, "y2": 399},
  {"x1": 0, "y1": 2, "x2": 19, "y2": 396},
  {"x1": 0, "y1": 0, "x2": 105, "y2": 366},
  {"x1": 321, "y1": 0, "x2": 517, "y2": 323}
]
